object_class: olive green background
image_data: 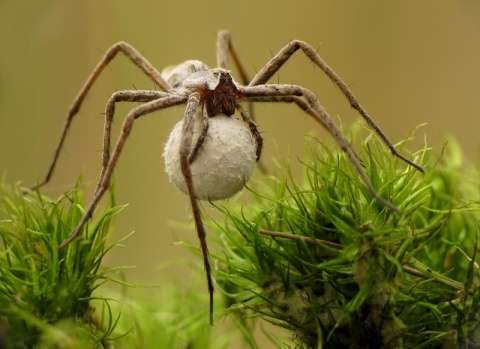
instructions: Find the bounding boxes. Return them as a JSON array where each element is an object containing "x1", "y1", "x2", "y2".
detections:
[{"x1": 1, "y1": 1, "x2": 480, "y2": 344}]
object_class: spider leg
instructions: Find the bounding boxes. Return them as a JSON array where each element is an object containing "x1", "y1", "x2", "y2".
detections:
[
  {"x1": 241, "y1": 84, "x2": 399, "y2": 212},
  {"x1": 179, "y1": 93, "x2": 215, "y2": 325},
  {"x1": 188, "y1": 107, "x2": 209, "y2": 164},
  {"x1": 97, "y1": 90, "x2": 168, "y2": 194},
  {"x1": 249, "y1": 40, "x2": 424, "y2": 174},
  {"x1": 58, "y1": 93, "x2": 187, "y2": 250},
  {"x1": 32, "y1": 42, "x2": 173, "y2": 190},
  {"x1": 217, "y1": 30, "x2": 250, "y2": 84}
]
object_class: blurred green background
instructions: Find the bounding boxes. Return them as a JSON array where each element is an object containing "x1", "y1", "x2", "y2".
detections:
[{"x1": 1, "y1": 1, "x2": 480, "y2": 344}]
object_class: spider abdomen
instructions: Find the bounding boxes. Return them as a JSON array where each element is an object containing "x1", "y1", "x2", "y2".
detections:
[
  {"x1": 163, "y1": 114, "x2": 257, "y2": 200},
  {"x1": 160, "y1": 60, "x2": 208, "y2": 88}
]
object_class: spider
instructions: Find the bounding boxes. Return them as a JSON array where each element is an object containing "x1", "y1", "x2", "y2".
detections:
[{"x1": 32, "y1": 30, "x2": 424, "y2": 324}]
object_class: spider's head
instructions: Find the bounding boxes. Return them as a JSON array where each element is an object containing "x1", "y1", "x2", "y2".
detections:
[{"x1": 184, "y1": 68, "x2": 238, "y2": 117}]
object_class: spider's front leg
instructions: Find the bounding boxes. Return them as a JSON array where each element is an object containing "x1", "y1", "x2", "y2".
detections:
[
  {"x1": 163, "y1": 95, "x2": 258, "y2": 324},
  {"x1": 178, "y1": 93, "x2": 215, "y2": 325}
]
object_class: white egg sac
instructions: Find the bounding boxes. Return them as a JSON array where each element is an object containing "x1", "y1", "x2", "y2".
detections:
[{"x1": 163, "y1": 114, "x2": 257, "y2": 201}]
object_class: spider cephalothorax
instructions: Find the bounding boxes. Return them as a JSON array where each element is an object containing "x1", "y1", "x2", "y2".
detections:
[
  {"x1": 163, "y1": 61, "x2": 239, "y2": 117},
  {"x1": 32, "y1": 30, "x2": 424, "y2": 324},
  {"x1": 185, "y1": 68, "x2": 238, "y2": 117}
]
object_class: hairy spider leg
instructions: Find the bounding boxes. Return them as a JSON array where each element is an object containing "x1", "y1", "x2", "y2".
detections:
[
  {"x1": 97, "y1": 90, "x2": 169, "y2": 193},
  {"x1": 217, "y1": 30, "x2": 251, "y2": 87},
  {"x1": 58, "y1": 94, "x2": 187, "y2": 249},
  {"x1": 248, "y1": 40, "x2": 424, "y2": 174},
  {"x1": 179, "y1": 93, "x2": 215, "y2": 324},
  {"x1": 241, "y1": 84, "x2": 399, "y2": 212},
  {"x1": 32, "y1": 42, "x2": 173, "y2": 190}
]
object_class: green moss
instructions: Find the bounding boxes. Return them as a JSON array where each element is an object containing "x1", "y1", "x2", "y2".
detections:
[
  {"x1": 0, "y1": 180, "x2": 123, "y2": 348},
  {"x1": 3, "y1": 129, "x2": 480, "y2": 348},
  {"x1": 0, "y1": 182, "x2": 251, "y2": 348},
  {"x1": 212, "y1": 133, "x2": 480, "y2": 348}
]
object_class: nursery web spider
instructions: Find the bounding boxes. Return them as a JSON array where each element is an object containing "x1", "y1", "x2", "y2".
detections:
[{"x1": 32, "y1": 30, "x2": 424, "y2": 324}]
